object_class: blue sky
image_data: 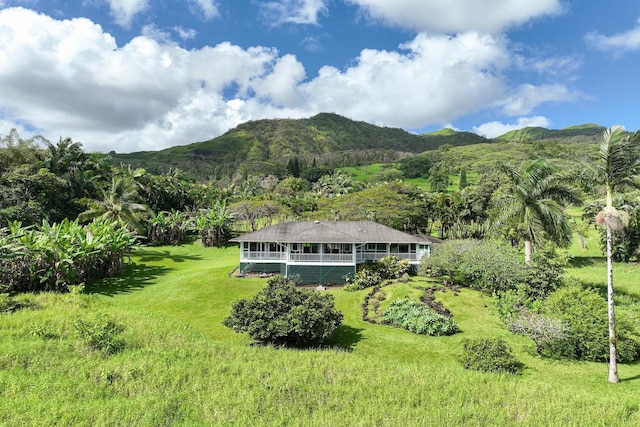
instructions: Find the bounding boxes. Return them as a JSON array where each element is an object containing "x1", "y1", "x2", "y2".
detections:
[{"x1": 0, "y1": 0, "x2": 639, "y2": 153}]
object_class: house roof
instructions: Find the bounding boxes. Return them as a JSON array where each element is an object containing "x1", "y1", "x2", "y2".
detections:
[{"x1": 230, "y1": 221, "x2": 441, "y2": 244}]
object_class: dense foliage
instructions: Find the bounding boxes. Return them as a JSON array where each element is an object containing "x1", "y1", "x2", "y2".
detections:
[
  {"x1": 420, "y1": 239, "x2": 562, "y2": 298},
  {"x1": 383, "y1": 299, "x2": 458, "y2": 336},
  {"x1": 0, "y1": 219, "x2": 137, "y2": 293},
  {"x1": 541, "y1": 284, "x2": 640, "y2": 362},
  {"x1": 344, "y1": 256, "x2": 411, "y2": 291},
  {"x1": 460, "y1": 338, "x2": 523, "y2": 374},
  {"x1": 223, "y1": 276, "x2": 343, "y2": 345}
]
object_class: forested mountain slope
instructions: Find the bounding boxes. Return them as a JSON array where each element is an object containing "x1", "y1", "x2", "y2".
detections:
[
  {"x1": 110, "y1": 113, "x2": 606, "y2": 180},
  {"x1": 111, "y1": 113, "x2": 489, "y2": 179}
]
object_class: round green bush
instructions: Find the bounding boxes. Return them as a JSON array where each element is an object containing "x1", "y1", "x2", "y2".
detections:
[
  {"x1": 223, "y1": 276, "x2": 343, "y2": 346},
  {"x1": 460, "y1": 337, "x2": 523, "y2": 374}
]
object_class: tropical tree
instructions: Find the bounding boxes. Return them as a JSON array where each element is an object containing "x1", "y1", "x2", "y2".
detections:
[
  {"x1": 593, "y1": 125, "x2": 640, "y2": 383},
  {"x1": 197, "y1": 201, "x2": 234, "y2": 247},
  {"x1": 313, "y1": 170, "x2": 355, "y2": 197},
  {"x1": 492, "y1": 160, "x2": 581, "y2": 263},
  {"x1": 79, "y1": 175, "x2": 149, "y2": 233}
]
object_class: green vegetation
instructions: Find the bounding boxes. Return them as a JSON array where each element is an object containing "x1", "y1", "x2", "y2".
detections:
[
  {"x1": 5, "y1": 121, "x2": 640, "y2": 423},
  {"x1": 2, "y1": 244, "x2": 640, "y2": 425},
  {"x1": 460, "y1": 337, "x2": 523, "y2": 374},
  {"x1": 383, "y1": 299, "x2": 458, "y2": 336},
  {"x1": 223, "y1": 275, "x2": 343, "y2": 345}
]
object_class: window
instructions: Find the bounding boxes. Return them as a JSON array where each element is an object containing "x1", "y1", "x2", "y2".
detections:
[{"x1": 303, "y1": 243, "x2": 319, "y2": 254}]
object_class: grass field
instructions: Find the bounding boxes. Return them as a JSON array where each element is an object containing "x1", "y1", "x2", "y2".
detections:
[
  {"x1": 341, "y1": 163, "x2": 478, "y2": 192},
  {"x1": 2, "y1": 242, "x2": 640, "y2": 426}
]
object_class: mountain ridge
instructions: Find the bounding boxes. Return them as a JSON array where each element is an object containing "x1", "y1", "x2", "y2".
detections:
[{"x1": 110, "y1": 113, "x2": 605, "y2": 179}]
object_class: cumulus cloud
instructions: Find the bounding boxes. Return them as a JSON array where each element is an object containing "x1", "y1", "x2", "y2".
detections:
[
  {"x1": 300, "y1": 32, "x2": 511, "y2": 127},
  {"x1": 0, "y1": 8, "x2": 576, "y2": 153},
  {"x1": 260, "y1": 0, "x2": 328, "y2": 26},
  {"x1": 105, "y1": 0, "x2": 148, "y2": 28},
  {"x1": 585, "y1": 18, "x2": 640, "y2": 53},
  {"x1": 473, "y1": 116, "x2": 551, "y2": 138},
  {"x1": 347, "y1": 0, "x2": 563, "y2": 33}
]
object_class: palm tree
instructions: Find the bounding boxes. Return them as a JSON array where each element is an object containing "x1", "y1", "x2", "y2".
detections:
[
  {"x1": 493, "y1": 160, "x2": 581, "y2": 263},
  {"x1": 79, "y1": 175, "x2": 149, "y2": 233},
  {"x1": 594, "y1": 125, "x2": 640, "y2": 383}
]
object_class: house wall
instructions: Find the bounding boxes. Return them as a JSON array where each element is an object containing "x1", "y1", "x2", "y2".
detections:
[
  {"x1": 287, "y1": 265, "x2": 355, "y2": 285},
  {"x1": 240, "y1": 262, "x2": 286, "y2": 275}
]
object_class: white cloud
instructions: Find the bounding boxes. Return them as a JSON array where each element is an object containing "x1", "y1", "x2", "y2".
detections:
[
  {"x1": 499, "y1": 83, "x2": 575, "y2": 116},
  {"x1": 347, "y1": 0, "x2": 563, "y2": 33},
  {"x1": 140, "y1": 24, "x2": 173, "y2": 43},
  {"x1": 473, "y1": 116, "x2": 551, "y2": 138},
  {"x1": 300, "y1": 32, "x2": 511, "y2": 127},
  {"x1": 173, "y1": 26, "x2": 197, "y2": 40},
  {"x1": 188, "y1": 0, "x2": 219, "y2": 21},
  {"x1": 0, "y1": 8, "x2": 577, "y2": 153},
  {"x1": 105, "y1": 0, "x2": 148, "y2": 28},
  {"x1": 585, "y1": 18, "x2": 640, "y2": 53},
  {"x1": 260, "y1": 0, "x2": 328, "y2": 26}
]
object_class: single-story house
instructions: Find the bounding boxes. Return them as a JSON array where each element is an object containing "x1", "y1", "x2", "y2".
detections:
[{"x1": 230, "y1": 220, "x2": 441, "y2": 284}]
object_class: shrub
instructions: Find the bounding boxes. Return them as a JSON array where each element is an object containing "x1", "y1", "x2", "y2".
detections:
[
  {"x1": 509, "y1": 310, "x2": 568, "y2": 356},
  {"x1": 460, "y1": 338, "x2": 523, "y2": 374},
  {"x1": 378, "y1": 256, "x2": 410, "y2": 279},
  {"x1": 419, "y1": 239, "x2": 481, "y2": 281},
  {"x1": 0, "y1": 293, "x2": 13, "y2": 312},
  {"x1": 458, "y1": 241, "x2": 523, "y2": 294},
  {"x1": 223, "y1": 276, "x2": 343, "y2": 345},
  {"x1": 421, "y1": 239, "x2": 563, "y2": 301},
  {"x1": 344, "y1": 263, "x2": 383, "y2": 291},
  {"x1": 383, "y1": 299, "x2": 458, "y2": 336},
  {"x1": 542, "y1": 283, "x2": 639, "y2": 362},
  {"x1": 74, "y1": 313, "x2": 125, "y2": 354}
]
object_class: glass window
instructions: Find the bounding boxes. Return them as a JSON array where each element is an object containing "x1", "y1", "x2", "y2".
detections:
[{"x1": 303, "y1": 243, "x2": 319, "y2": 253}]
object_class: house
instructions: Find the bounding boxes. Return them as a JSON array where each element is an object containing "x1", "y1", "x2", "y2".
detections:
[{"x1": 230, "y1": 220, "x2": 441, "y2": 284}]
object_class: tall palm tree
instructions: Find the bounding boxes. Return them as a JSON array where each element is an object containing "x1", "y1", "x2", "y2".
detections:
[
  {"x1": 594, "y1": 125, "x2": 640, "y2": 383},
  {"x1": 79, "y1": 175, "x2": 149, "y2": 233},
  {"x1": 493, "y1": 160, "x2": 581, "y2": 263}
]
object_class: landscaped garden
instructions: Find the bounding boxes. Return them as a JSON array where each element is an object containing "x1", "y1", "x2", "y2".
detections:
[{"x1": 2, "y1": 241, "x2": 640, "y2": 426}]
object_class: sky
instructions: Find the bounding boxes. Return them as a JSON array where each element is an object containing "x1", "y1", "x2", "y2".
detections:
[{"x1": 0, "y1": 1, "x2": 639, "y2": 153}]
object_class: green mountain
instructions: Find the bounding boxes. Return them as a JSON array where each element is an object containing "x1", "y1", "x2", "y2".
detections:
[
  {"x1": 111, "y1": 113, "x2": 489, "y2": 179},
  {"x1": 494, "y1": 124, "x2": 606, "y2": 143}
]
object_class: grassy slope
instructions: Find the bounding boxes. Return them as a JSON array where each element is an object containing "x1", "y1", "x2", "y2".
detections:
[{"x1": 2, "y1": 243, "x2": 640, "y2": 425}]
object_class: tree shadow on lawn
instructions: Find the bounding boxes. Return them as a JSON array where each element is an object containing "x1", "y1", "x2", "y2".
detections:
[
  {"x1": 249, "y1": 324, "x2": 365, "y2": 353},
  {"x1": 133, "y1": 248, "x2": 203, "y2": 263},
  {"x1": 325, "y1": 324, "x2": 365, "y2": 351},
  {"x1": 85, "y1": 263, "x2": 173, "y2": 296},
  {"x1": 568, "y1": 256, "x2": 601, "y2": 268}
]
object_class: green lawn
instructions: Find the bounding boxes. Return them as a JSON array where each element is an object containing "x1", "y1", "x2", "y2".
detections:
[{"x1": 2, "y1": 242, "x2": 640, "y2": 425}]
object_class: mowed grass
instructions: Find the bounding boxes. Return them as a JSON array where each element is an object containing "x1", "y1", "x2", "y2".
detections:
[{"x1": 2, "y1": 243, "x2": 640, "y2": 426}]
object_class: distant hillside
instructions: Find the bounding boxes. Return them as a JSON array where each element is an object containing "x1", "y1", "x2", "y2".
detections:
[
  {"x1": 111, "y1": 113, "x2": 490, "y2": 179},
  {"x1": 494, "y1": 124, "x2": 606, "y2": 143}
]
